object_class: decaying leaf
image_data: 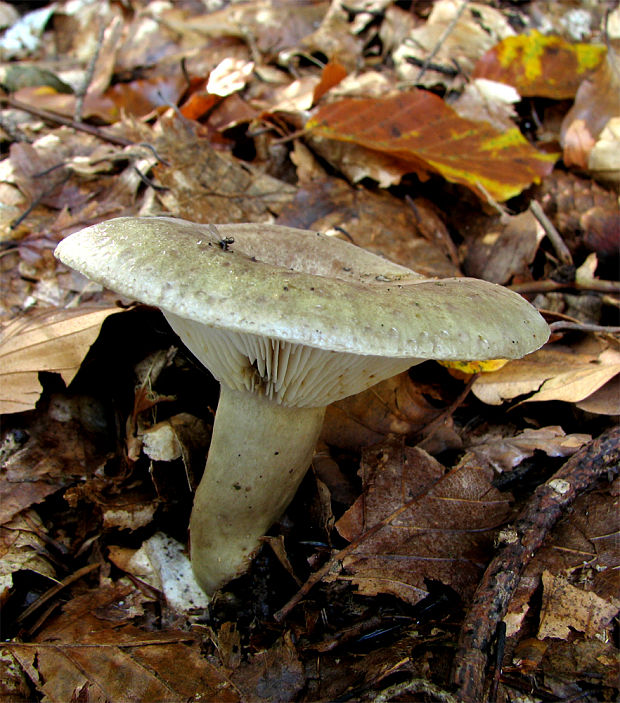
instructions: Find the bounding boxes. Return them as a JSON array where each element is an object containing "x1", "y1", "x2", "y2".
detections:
[
  {"x1": 505, "y1": 477, "x2": 620, "y2": 636},
  {"x1": 332, "y1": 438, "x2": 511, "y2": 604},
  {"x1": 307, "y1": 90, "x2": 557, "y2": 201},
  {"x1": 8, "y1": 581, "x2": 236, "y2": 703},
  {"x1": 393, "y1": 0, "x2": 514, "y2": 90},
  {"x1": 561, "y1": 46, "x2": 620, "y2": 169},
  {"x1": 0, "y1": 307, "x2": 118, "y2": 414},
  {"x1": 153, "y1": 116, "x2": 296, "y2": 222},
  {"x1": 471, "y1": 345, "x2": 620, "y2": 406},
  {"x1": 473, "y1": 30, "x2": 606, "y2": 99},
  {"x1": 464, "y1": 426, "x2": 591, "y2": 473},
  {"x1": 461, "y1": 210, "x2": 544, "y2": 284},
  {"x1": 538, "y1": 570, "x2": 620, "y2": 640},
  {"x1": 321, "y1": 372, "x2": 443, "y2": 452},
  {"x1": 0, "y1": 510, "x2": 56, "y2": 599}
]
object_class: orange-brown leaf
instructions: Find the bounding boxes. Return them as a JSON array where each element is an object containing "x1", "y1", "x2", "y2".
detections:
[{"x1": 307, "y1": 90, "x2": 557, "y2": 201}]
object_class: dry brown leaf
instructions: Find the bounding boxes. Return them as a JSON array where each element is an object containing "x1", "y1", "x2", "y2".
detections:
[
  {"x1": 393, "y1": 0, "x2": 514, "y2": 90},
  {"x1": 462, "y1": 210, "x2": 544, "y2": 284},
  {"x1": 0, "y1": 510, "x2": 56, "y2": 599},
  {"x1": 471, "y1": 346, "x2": 620, "y2": 406},
  {"x1": 561, "y1": 44, "x2": 620, "y2": 169},
  {"x1": 230, "y1": 632, "x2": 304, "y2": 703},
  {"x1": 153, "y1": 115, "x2": 296, "y2": 222},
  {"x1": 9, "y1": 582, "x2": 236, "y2": 703},
  {"x1": 538, "y1": 570, "x2": 620, "y2": 640},
  {"x1": 576, "y1": 376, "x2": 620, "y2": 415},
  {"x1": 0, "y1": 307, "x2": 118, "y2": 414},
  {"x1": 505, "y1": 477, "x2": 620, "y2": 636},
  {"x1": 320, "y1": 372, "x2": 443, "y2": 452},
  {"x1": 465, "y1": 426, "x2": 591, "y2": 473},
  {"x1": 588, "y1": 116, "x2": 620, "y2": 183},
  {"x1": 332, "y1": 438, "x2": 511, "y2": 604}
]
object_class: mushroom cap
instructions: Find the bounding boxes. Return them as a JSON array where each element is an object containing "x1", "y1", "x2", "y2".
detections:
[{"x1": 54, "y1": 216, "x2": 549, "y2": 360}]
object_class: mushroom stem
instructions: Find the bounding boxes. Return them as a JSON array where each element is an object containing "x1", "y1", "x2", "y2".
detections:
[{"x1": 190, "y1": 385, "x2": 325, "y2": 594}]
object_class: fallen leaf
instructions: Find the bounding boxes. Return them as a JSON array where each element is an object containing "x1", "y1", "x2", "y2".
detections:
[
  {"x1": 393, "y1": 0, "x2": 514, "y2": 90},
  {"x1": 464, "y1": 426, "x2": 591, "y2": 473},
  {"x1": 577, "y1": 376, "x2": 620, "y2": 415},
  {"x1": 0, "y1": 307, "x2": 118, "y2": 414},
  {"x1": 473, "y1": 30, "x2": 606, "y2": 99},
  {"x1": 561, "y1": 45, "x2": 620, "y2": 168},
  {"x1": 321, "y1": 372, "x2": 443, "y2": 452},
  {"x1": 307, "y1": 90, "x2": 557, "y2": 202},
  {"x1": 0, "y1": 510, "x2": 56, "y2": 599},
  {"x1": 9, "y1": 582, "x2": 236, "y2": 703},
  {"x1": 332, "y1": 438, "x2": 511, "y2": 604},
  {"x1": 461, "y1": 210, "x2": 544, "y2": 284},
  {"x1": 538, "y1": 571, "x2": 620, "y2": 640},
  {"x1": 231, "y1": 632, "x2": 304, "y2": 703},
  {"x1": 0, "y1": 394, "x2": 112, "y2": 524},
  {"x1": 471, "y1": 346, "x2": 620, "y2": 406},
  {"x1": 312, "y1": 60, "x2": 348, "y2": 104},
  {"x1": 153, "y1": 115, "x2": 296, "y2": 222},
  {"x1": 588, "y1": 116, "x2": 620, "y2": 183}
]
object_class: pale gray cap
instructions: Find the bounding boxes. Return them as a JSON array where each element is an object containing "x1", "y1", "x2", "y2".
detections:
[{"x1": 55, "y1": 217, "x2": 549, "y2": 407}]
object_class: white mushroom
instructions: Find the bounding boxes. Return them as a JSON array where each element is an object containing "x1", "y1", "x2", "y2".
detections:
[{"x1": 55, "y1": 217, "x2": 549, "y2": 594}]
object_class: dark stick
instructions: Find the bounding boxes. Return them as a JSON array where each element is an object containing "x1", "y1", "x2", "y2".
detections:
[
  {"x1": 0, "y1": 93, "x2": 134, "y2": 148},
  {"x1": 452, "y1": 426, "x2": 620, "y2": 702}
]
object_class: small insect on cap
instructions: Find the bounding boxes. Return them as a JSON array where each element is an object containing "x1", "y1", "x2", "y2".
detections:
[{"x1": 54, "y1": 217, "x2": 550, "y2": 407}]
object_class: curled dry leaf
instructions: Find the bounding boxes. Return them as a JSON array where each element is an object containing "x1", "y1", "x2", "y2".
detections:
[
  {"x1": 538, "y1": 570, "x2": 620, "y2": 640},
  {"x1": 0, "y1": 306, "x2": 118, "y2": 414},
  {"x1": 471, "y1": 345, "x2": 620, "y2": 407},
  {"x1": 561, "y1": 45, "x2": 620, "y2": 169},
  {"x1": 464, "y1": 426, "x2": 591, "y2": 473}
]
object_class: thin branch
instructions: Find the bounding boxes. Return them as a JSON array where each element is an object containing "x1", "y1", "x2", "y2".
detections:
[
  {"x1": 16, "y1": 562, "x2": 102, "y2": 623},
  {"x1": 549, "y1": 321, "x2": 620, "y2": 334},
  {"x1": 510, "y1": 279, "x2": 620, "y2": 295},
  {"x1": 452, "y1": 426, "x2": 620, "y2": 703},
  {"x1": 529, "y1": 200, "x2": 573, "y2": 267},
  {"x1": 0, "y1": 92, "x2": 134, "y2": 148},
  {"x1": 74, "y1": 20, "x2": 106, "y2": 122},
  {"x1": 413, "y1": 0, "x2": 469, "y2": 82}
]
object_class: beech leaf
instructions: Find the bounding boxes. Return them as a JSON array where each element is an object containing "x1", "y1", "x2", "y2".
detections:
[
  {"x1": 332, "y1": 438, "x2": 511, "y2": 604},
  {"x1": 307, "y1": 90, "x2": 557, "y2": 201},
  {"x1": 473, "y1": 30, "x2": 606, "y2": 99},
  {"x1": 0, "y1": 307, "x2": 118, "y2": 414}
]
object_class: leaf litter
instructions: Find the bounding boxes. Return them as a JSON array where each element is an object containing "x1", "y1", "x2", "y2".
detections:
[{"x1": 0, "y1": 1, "x2": 618, "y2": 702}]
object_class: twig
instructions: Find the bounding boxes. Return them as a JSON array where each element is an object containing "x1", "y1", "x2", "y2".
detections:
[
  {"x1": 413, "y1": 0, "x2": 469, "y2": 82},
  {"x1": 529, "y1": 200, "x2": 573, "y2": 267},
  {"x1": 0, "y1": 92, "x2": 134, "y2": 148},
  {"x1": 452, "y1": 426, "x2": 620, "y2": 703},
  {"x1": 510, "y1": 279, "x2": 620, "y2": 295},
  {"x1": 413, "y1": 375, "x2": 478, "y2": 443},
  {"x1": 16, "y1": 562, "x2": 102, "y2": 623},
  {"x1": 549, "y1": 321, "x2": 620, "y2": 334},
  {"x1": 74, "y1": 20, "x2": 106, "y2": 122}
]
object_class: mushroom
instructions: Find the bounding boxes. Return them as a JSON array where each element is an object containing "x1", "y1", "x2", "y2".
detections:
[{"x1": 55, "y1": 217, "x2": 549, "y2": 594}]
